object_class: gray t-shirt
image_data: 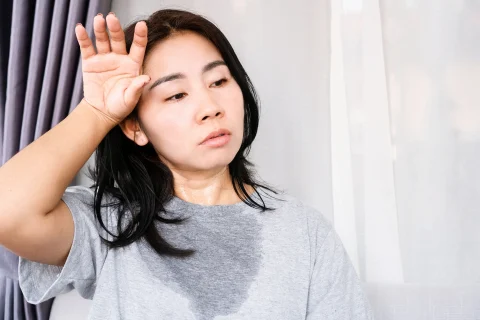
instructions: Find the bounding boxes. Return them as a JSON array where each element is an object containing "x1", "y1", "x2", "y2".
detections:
[{"x1": 19, "y1": 186, "x2": 374, "y2": 319}]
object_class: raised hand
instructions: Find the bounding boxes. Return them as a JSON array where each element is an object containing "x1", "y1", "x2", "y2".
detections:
[{"x1": 75, "y1": 13, "x2": 150, "y2": 125}]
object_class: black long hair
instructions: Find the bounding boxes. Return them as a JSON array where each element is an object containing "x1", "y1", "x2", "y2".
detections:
[{"x1": 87, "y1": 9, "x2": 278, "y2": 258}]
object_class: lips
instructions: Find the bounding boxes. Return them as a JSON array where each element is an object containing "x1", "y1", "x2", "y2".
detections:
[{"x1": 200, "y1": 129, "x2": 231, "y2": 145}]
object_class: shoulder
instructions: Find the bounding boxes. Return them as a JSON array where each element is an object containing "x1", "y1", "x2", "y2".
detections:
[
  {"x1": 63, "y1": 185, "x2": 117, "y2": 206},
  {"x1": 64, "y1": 184, "x2": 94, "y2": 198},
  {"x1": 259, "y1": 189, "x2": 333, "y2": 241},
  {"x1": 61, "y1": 185, "x2": 121, "y2": 239}
]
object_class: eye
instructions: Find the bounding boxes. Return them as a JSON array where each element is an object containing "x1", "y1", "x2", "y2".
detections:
[
  {"x1": 166, "y1": 93, "x2": 186, "y2": 102},
  {"x1": 211, "y1": 78, "x2": 227, "y2": 88}
]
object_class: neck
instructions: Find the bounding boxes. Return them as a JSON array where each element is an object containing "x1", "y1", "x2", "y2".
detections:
[{"x1": 169, "y1": 165, "x2": 248, "y2": 206}]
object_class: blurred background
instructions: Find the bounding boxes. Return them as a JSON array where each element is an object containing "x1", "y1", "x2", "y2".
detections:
[{"x1": 1, "y1": 0, "x2": 479, "y2": 319}]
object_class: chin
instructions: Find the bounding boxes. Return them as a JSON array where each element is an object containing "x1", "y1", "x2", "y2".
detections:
[{"x1": 195, "y1": 151, "x2": 237, "y2": 171}]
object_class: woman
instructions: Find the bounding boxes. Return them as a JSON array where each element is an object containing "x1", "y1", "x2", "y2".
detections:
[{"x1": 0, "y1": 9, "x2": 374, "y2": 320}]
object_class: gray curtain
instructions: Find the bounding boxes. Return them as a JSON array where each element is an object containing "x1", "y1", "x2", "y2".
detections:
[{"x1": 0, "y1": 0, "x2": 111, "y2": 319}]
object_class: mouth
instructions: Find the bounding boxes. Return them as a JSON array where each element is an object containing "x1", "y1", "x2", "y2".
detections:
[{"x1": 200, "y1": 129, "x2": 232, "y2": 147}]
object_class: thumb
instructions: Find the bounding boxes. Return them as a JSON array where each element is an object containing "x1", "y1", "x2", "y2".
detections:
[{"x1": 124, "y1": 75, "x2": 151, "y2": 108}]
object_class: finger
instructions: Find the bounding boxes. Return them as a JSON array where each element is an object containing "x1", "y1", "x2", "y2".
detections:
[
  {"x1": 124, "y1": 75, "x2": 151, "y2": 107},
  {"x1": 93, "y1": 14, "x2": 111, "y2": 54},
  {"x1": 75, "y1": 24, "x2": 96, "y2": 60},
  {"x1": 106, "y1": 12, "x2": 127, "y2": 55},
  {"x1": 128, "y1": 21, "x2": 148, "y2": 64}
]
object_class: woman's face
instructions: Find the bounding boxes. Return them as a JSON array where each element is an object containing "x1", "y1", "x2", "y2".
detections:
[{"x1": 131, "y1": 31, "x2": 244, "y2": 172}]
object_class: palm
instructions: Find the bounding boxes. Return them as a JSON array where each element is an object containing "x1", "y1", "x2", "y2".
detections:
[
  {"x1": 75, "y1": 14, "x2": 150, "y2": 124},
  {"x1": 82, "y1": 54, "x2": 140, "y2": 118}
]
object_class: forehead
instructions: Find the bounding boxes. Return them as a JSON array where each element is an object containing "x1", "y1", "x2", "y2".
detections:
[{"x1": 143, "y1": 31, "x2": 223, "y2": 75}]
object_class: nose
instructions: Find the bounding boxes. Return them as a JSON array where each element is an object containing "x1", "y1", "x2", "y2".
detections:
[{"x1": 195, "y1": 94, "x2": 225, "y2": 123}]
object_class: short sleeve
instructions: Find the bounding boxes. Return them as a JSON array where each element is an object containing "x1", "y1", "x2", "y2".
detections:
[
  {"x1": 18, "y1": 186, "x2": 112, "y2": 304},
  {"x1": 306, "y1": 219, "x2": 375, "y2": 319}
]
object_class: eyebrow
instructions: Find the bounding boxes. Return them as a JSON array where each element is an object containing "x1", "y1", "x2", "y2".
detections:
[{"x1": 148, "y1": 60, "x2": 227, "y2": 91}]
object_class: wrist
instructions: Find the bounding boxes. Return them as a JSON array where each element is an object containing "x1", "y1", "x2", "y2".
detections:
[
  {"x1": 75, "y1": 99, "x2": 118, "y2": 132},
  {"x1": 79, "y1": 98, "x2": 120, "y2": 129}
]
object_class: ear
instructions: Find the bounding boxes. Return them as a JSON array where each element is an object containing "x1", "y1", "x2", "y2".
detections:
[{"x1": 119, "y1": 116, "x2": 150, "y2": 147}]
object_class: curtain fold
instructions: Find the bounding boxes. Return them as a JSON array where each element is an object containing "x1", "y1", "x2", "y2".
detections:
[
  {"x1": 330, "y1": 0, "x2": 404, "y2": 284},
  {"x1": 0, "y1": 0, "x2": 13, "y2": 140},
  {"x1": 18, "y1": 0, "x2": 55, "y2": 151},
  {"x1": 2, "y1": 0, "x2": 36, "y2": 164},
  {"x1": 0, "y1": 0, "x2": 112, "y2": 319}
]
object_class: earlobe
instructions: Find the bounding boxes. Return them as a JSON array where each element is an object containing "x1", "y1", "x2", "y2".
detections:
[
  {"x1": 119, "y1": 118, "x2": 150, "y2": 146},
  {"x1": 133, "y1": 130, "x2": 150, "y2": 146}
]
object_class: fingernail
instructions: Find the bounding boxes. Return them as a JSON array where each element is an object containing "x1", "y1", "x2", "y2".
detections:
[
  {"x1": 76, "y1": 23, "x2": 82, "y2": 27},
  {"x1": 108, "y1": 12, "x2": 116, "y2": 16},
  {"x1": 96, "y1": 13, "x2": 103, "y2": 17}
]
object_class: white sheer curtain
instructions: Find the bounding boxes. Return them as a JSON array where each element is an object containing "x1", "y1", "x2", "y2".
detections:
[
  {"x1": 50, "y1": 0, "x2": 480, "y2": 319},
  {"x1": 333, "y1": 0, "x2": 480, "y2": 318}
]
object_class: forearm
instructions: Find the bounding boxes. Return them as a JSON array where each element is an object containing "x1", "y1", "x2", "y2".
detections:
[{"x1": 0, "y1": 100, "x2": 115, "y2": 227}]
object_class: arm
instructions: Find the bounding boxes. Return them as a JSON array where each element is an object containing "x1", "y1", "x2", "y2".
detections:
[
  {"x1": 0, "y1": 101, "x2": 114, "y2": 266},
  {"x1": 306, "y1": 228, "x2": 375, "y2": 319},
  {"x1": 0, "y1": 13, "x2": 149, "y2": 267}
]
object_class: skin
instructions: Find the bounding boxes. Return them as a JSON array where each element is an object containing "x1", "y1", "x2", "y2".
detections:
[{"x1": 119, "y1": 31, "x2": 253, "y2": 205}]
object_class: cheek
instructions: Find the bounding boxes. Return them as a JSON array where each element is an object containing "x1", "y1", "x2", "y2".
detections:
[
  {"x1": 231, "y1": 88, "x2": 245, "y2": 131},
  {"x1": 220, "y1": 82, "x2": 244, "y2": 117},
  {"x1": 144, "y1": 109, "x2": 192, "y2": 154},
  {"x1": 224, "y1": 89, "x2": 245, "y2": 152}
]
